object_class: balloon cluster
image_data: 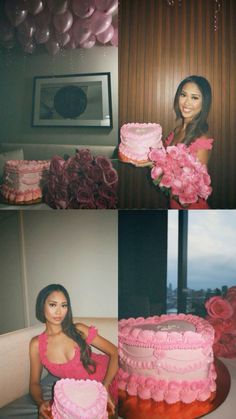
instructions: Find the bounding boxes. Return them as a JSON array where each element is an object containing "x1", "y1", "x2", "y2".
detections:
[{"x1": 0, "y1": 0, "x2": 118, "y2": 55}]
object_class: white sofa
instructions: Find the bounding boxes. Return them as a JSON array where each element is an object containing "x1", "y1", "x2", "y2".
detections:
[
  {"x1": 0, "y1": 317, "x2": 117, "y2": 416},
  {"x1": 0, "y1": 143, "x2": 117, "y2": 161}
]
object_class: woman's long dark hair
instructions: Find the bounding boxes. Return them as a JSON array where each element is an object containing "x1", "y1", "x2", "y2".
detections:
[
  {"x1": 173, "y1": 75, "x2": 212, "y2": 145},
  {"x1": 36, "y1": 284, "x2": 96, "y2": 374}
]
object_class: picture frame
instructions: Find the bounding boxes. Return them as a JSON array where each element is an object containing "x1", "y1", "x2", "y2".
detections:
[{"x1": 32, "y1": 72, "x2": 112, "y2": 128}]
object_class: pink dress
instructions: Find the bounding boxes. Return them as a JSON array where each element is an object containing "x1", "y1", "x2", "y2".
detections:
[
  {"x1": 38, "y1": 326, "x2": 117, "y2": 404},
  {"x1": 165, "y1": 132, "x2": 214, "y2": 209}
]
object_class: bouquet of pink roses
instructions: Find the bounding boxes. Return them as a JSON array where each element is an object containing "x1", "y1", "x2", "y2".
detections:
[
  {"x1": 148, "y1": 144, "x2": 212, "y2": 206},
  {"x1": 205, "y1": 287, "x2": 236, "y2": 358},
  {"x1": 43, "y1": 149, "x2": 118, "y2": 209}
]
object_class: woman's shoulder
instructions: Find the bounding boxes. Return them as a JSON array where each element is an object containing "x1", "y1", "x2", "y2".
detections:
[
  {"x1": 75, "y1": 322, "x2": 89, "y2": 333},
  {"x1": 75, "y1": 322, "x2": 98, "y2": 343},
  {"x1": 29, "y1": 335, "x2": 40, "y2": 352},
  {"x1": 189, "y1": 135, "x2": 214, "y2": 152}
]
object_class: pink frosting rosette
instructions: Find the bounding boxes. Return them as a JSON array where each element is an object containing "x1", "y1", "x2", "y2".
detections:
[
  {"x1": 126, "y1": 375, "x2": 138, "y2": 396},
  {"x1": 180, "y1": 381, "x2": 199, "y2": 404},
  {"x1": 205, "y1": 296, "x2": 234, "y2": 320},
  {"x1": 117, "y1": 369, "x2": 129, "y2": 391},
  {"x1": 165, "y1": 382, "x2": 181, "y2": 404}
]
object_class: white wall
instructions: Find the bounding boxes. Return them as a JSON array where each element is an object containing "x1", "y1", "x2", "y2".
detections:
[
  {"x1": 0, "y1": 210, "x2": 118, "y2": 333},
  {"x1": 0, "y1": 46, "x2": 118, "y2": 146},
  {"x1": 0, "y1": 212, "x2": 25, "y2": 334}
]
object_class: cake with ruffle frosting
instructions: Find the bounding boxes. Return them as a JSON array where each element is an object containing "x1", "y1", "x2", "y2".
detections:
[
  {"x1": 118, "y1": 314, "x2": 217, "y2": 404},
  {"x1": 1, "y1": 160, "x2": 50, "y2": 204},
  {"x1": 52, "y1": 379, "x2": 108, "y2": 419},
  {"x1": 118, "y1": 123, "x2": 163, "y2": 165}
]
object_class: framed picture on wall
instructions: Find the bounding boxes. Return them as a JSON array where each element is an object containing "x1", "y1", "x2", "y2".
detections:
[{"x1": 32, "y1": 72, "x2": 112, "y2": 128}]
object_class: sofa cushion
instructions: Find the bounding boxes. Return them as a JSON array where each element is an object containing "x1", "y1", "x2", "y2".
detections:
[
  {"x1": 0, "y1": 374, "x2": 58, "y2": 418},
  {"x1": 0, "y1": 144, "x2": 116, "y2": 161}
]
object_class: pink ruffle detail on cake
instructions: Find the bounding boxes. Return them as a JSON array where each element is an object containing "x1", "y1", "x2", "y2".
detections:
[
  {"x1": 118, "y1": 367, "x2": 217, "y2": 404},
  {"x1": 119, "y1": 314, "x2": 215, "y2": 349}
]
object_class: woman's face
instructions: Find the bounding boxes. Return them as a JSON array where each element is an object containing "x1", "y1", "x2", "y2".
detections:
[
  {"x1": 178, "y1": 82, "x2": 203, "y2": 122},
  {"x1": 44, "y1": 291, "x2": 68, "y2": 325}
]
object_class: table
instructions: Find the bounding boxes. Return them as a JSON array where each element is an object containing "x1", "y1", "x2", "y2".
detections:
[
  {"x1": 0, "y1": 202, "x2": 51, "y2": 210},
  {"x1": 207, "y1": 358, "x2": 236, "y2": 418}
]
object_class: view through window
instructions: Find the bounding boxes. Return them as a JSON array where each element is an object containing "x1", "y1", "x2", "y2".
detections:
[{"x1": 167, "y1": 210, "x2": 236, "y2": 316}]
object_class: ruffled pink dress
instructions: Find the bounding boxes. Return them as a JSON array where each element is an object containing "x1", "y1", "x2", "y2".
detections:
[
  {"x1": 165, "y1": 132, "x2": 214, "y2": 209},
  {"x1": 38, "y1": 326, "x2": 117, "y2": 404}
]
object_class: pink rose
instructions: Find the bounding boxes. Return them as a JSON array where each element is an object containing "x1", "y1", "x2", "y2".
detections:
[
  {"x1": 151, "y1": 165, "x2": 163, "y2": 180},
  {"x1": 95, "y1": 156, "x2": 112, "y2": 171},
  {"x1": 148, "y1": 148, "x2": 166, "y2": 163},
  {"x1": 159, "y1": 173, "x2": 173, "y2": 188},
  {"x1": 213, "y1": 334, "x2": 236, "y2": 358},
  {"x1": 86, "y1": 165, "x2": 103, "y2": 183},
  {"x1": 50, "y1": 156, "x2": 65, "y2": 175},
  {"x1": 76, "y1": 186, "x2": 94, "y2": 204},
  {"x1": 65, "y1": 157, "x2": 81, "y2": 173},
  {"x1": 226, "y1": 287, "x2": 236, "y2": 310},
  {"x1": 75, "y1": 149, "x2": 93, "y2": 166},
  {"x1": 206, "y1": 296, "x2": 234, "y2": 319},
  {"x1": 103, "y1": 167, "x2": 118, "y2": 186},
  {"x1": 99, "y1": 185, "x2": 117, "y2": 201},
  {"x1": 95, "y1": 196, "x2": 109, "y2": 209}
]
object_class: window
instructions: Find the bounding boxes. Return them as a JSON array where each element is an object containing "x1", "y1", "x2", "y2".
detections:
[
  {"x1": 187, "y1": 210, "x2": 236, "y2": 315},
  {"x1": 167, "y1": 210, "x2": 236, "y2": 316}
]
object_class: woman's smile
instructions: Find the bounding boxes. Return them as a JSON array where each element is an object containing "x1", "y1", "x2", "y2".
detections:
[{"x1": 179, "y1": 82, "x2": 203, "y2": 122}]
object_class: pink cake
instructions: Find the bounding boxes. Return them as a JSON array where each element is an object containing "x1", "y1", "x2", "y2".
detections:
[
  {"x1": 118, "y1": 314, "x2": 217, "y2": 404},
  {"x1": 52, "y1": 379, "x2": 108, "y2": 419},
  {"x1": 118, "y1": 123, "x2": 163, "y2": 165},
  {"x1": 1, "y1": 160, "x2": 50, "y2": 204}
]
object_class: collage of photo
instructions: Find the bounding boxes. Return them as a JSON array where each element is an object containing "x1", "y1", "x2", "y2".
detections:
[{"x1": 0, "y1": 1, "x2": 235, "y2": 419}]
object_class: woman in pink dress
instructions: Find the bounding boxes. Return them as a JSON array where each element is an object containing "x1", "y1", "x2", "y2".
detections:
[
  {"x1": 165, "y1": 75, "x2": 214, "y2": 209},
  {"x1": 29, "y1": 284, "x2": 118, "y2": 419}
]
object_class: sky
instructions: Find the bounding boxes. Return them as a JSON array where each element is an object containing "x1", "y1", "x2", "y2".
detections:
[{"x1": 167, "y1": 210, "x2": 236, "y2": 291}]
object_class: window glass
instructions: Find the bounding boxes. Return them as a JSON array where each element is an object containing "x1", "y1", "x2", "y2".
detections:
[{"x1": 187, "y1": 210, "x2": 236, "y2": 315}]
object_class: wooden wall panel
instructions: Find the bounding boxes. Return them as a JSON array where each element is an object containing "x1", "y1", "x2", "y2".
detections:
[{"x1": 119, "y1": 0, "x2": 236, "y2": 209}]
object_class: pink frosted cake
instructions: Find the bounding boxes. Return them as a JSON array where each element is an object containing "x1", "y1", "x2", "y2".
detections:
[
  {"x1": 118, "y1": 123, "x2": 163, "y2": 165},
  {"x1": 1, "y1": 160, "x2": 50, "y2": 204},
  {"x1": 52, "y1": 379, "x2": 108, "y2": 419},
  {"x1": 118, "y1": 314, "x2": 217, "y2": 404}
]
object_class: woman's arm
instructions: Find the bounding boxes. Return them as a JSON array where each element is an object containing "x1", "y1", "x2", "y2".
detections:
[
  {"x1": 76, "y1": 323, "x2": 118, "y2": 412},
  {"x1": 196, "y1": 148, "x2": 211, "y2": 165},
  {"x1": 76, "y1": 323, "x2": 118, "y2": 386},
  {"x1": 29, "y1": 337, "x2": 51, "y2": 419}
]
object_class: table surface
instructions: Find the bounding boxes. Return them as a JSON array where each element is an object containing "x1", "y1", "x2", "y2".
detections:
[
  {"x1": 0, "y1": 202, "x2": 51, "y2": 210},
  {"x1": 118, "y1": 358, "x2": 236, "y2": 419}
]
